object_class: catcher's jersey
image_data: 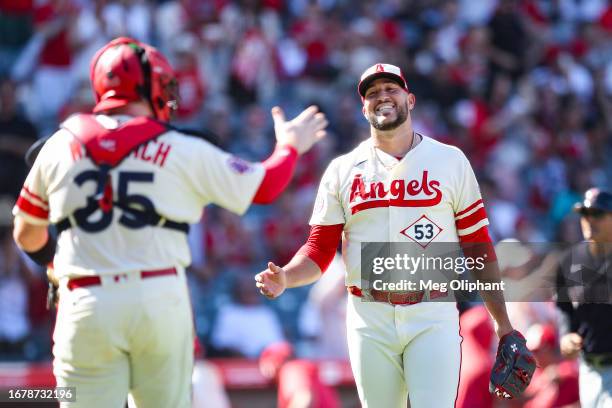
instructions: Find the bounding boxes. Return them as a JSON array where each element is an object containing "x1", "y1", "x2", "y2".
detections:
[
  {"x1": 310, "y1": 135, "x2": 488, "y2": 286},
  {"x1": 13, "y1": 114, "x2": 265, "y2": 278}
]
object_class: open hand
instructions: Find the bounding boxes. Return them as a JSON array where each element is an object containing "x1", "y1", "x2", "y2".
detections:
[
  {"x1": 272, "y1": 106, "x2": 327, "y2": 155},
  {"x1": 255, "y1": 262, "x2": 287, "y2": 299}
]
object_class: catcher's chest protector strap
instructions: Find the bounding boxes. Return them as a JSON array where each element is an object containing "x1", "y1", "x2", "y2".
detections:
[
  {"x1": 56, "y1": 114, "x2": 189, "y2": 234},
  {"x1": 61, "y1": 114, "x2": 168, "y2": 167}
]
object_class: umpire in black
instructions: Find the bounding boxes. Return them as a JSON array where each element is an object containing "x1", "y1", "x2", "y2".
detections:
[{"x1": 555, "y1": 188, "x2": 612, "y2": 408}]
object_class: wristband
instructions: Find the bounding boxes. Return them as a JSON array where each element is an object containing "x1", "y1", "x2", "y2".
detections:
[{"x1": 24, "y1": 235, "x2": 57, "y2": 266}]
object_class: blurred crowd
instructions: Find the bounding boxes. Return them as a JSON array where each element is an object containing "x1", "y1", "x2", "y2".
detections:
[{"x1": 0, "y1": 0, "x2": 611, "y2": 405}]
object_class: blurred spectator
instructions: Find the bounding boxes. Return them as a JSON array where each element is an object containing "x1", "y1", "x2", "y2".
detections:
[
  {"x1": 496, "y1": 238, "x2": 559, "y2": 338},
  {"x1": 229, "y1": 104, "x2": 274, "y2": 160},
  {"x1": 229, "y1": 26, "x2": 275, "y2": 106},
  {"x1": 556, "y1": 188, "x2": 612, "y2": 408},
  {"x1": 101, "y1": 0, "x2": 153, "y2": 44},
  {"x1": 299, "y1": 253, "x2": 348, "y2": 359},
  {"x1": 205, "y1": 207, "x2": 260, "y2": 269},
  {"x1": 172, "y1": 33, "x2": 206, "y2": 126},
  {"x1": 455, "y1": 305, "x2": 495, "y2": 408},
  {"x1": 23, "y1": 0, "x2": 80, "y2": 132},
  {"x1": 259, "y1": 341, "x2": 341, "y2": 408},
  {"x1": 210, "y1": 275, "x2": 285, "y2": 358},
  {"x1": 522, "y1": 323, "x2": 580, "y2": 408},
  {"x1": 0, "y1": 222, "x2": 46, "y2": 361},
  {"x1": 263, "y1": 193, "x2": 310, "y2": 267},
  {"x1": 192, "y1": 337, "x2": 231, "y2": 408},
  {"x1": 487, "y1": 0, "x2": 528, "y2": 80},
  {"x1": 0, "y1": 78, "x2": 38, "y2": 199},
  {"x1": 0, "y1": 0, "x2": 34, "y2": 75}
]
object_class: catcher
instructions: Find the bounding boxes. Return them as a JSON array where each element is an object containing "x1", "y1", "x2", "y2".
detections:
[{"x1": 12, "y1": 36, "x2": 327, "y2": 408}]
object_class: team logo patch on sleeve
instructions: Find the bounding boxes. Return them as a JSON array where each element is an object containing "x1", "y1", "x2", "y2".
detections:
[
  {"x1": 314, "y1": 194, "x2": 326, "y2": 215},
  {"x1": 227, "y1": 156, "x2": 254, "y2": 174}
]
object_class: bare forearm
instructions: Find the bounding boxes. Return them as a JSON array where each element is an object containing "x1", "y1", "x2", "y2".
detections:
[
  {"x1": 13, "y1": 218, "x2": 49, "y2": 251},
  {"x1": 473, "y1": 262, "x2": 513, "y2": 335},
  {"x1": 284, "y1": 254, "x2": 322, "y2": 288}
]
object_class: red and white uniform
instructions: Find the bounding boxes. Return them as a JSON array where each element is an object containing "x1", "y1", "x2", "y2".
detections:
[
  {"x1": 308, "y1": 135, "x2": 490, "y2": 408},
  {"x1": 13, "y1": 114, "x2": 265, "y2": 408},
  {"x1": 15, "y1": 115, "x2": 264, "y2": 278}
]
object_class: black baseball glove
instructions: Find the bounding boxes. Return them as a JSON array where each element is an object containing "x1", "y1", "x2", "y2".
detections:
[{"x1": 489, "y1": 330, "x2": 536, "y2": 399}]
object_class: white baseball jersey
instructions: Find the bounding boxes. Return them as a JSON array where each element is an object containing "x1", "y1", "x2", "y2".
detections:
[
  {"x1": 13, "y1": 114, "x2": 265, "y2": 278},
  {"x1": 310, "y1": 135, "x2": 488, "y2": 286}
]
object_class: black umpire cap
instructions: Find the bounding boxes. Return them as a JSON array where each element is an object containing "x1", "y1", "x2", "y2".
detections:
[{"x1": 573, "y1": 188, "x2": 612, "y2": 215}]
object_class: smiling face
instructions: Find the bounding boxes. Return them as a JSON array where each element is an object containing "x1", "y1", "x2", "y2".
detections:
[{"x1": 362, "y1": 78, "x2": 415, "y2": 131}]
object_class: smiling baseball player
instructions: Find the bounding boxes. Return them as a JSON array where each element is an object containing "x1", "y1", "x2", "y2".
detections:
[
  {"x1": 12, "y1": 37, "x2": 327, "y2": 408},
  {"x1": 255, "y1": 63, "x2": 534, "y2": 407}
]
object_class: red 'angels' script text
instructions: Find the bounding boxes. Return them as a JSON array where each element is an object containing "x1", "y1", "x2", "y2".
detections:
[{"x1": 349, "y1": 171, "x2": 442, "y2": 214}]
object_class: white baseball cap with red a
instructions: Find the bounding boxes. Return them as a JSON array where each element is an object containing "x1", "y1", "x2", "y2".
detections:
[{"x1": 358, "y1": 63, "x2": 409, "y2": 98}]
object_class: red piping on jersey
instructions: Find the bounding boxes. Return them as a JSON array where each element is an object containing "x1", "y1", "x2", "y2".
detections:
[
  {"x1": 23, "y1": 186, "x2": 47, "y2": 204},
  {"x1": 252, "y1": 145, "x2": 298, "y2": 204},
  {"x1": 455, "y1": 206, "x2": 487, "y2": 230},
  {"x1": 16, "y1": 195, "x2": 49, "y2": 219},
  {"x1": 455, "y1": 199, "x2": 483, "y2": 217},
  {"x1": 350, "y1": 195, "x2": 443, "y2": 215},
  {"x1": 296, "y1": 224, "x2": 343, "y2": 272}
]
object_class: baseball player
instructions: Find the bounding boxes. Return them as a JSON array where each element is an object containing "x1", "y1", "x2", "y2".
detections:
[
  {"x1": 255, "y1": 63, "x2": 531, "y2": 407},
  {"x1": 12, "y1": 37, "x2": 327, "y2": 408}
]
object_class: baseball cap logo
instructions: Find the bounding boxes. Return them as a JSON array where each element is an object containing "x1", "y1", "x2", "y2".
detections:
[{"x1": 358, "y1": 63, "x2": 408, "y2": 97}]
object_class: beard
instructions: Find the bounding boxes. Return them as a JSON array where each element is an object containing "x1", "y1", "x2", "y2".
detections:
[{"x1": 366, "y1": 101, "x2": 409, "y2": 131}]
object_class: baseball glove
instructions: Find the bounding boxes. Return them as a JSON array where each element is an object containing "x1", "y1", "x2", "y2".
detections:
[{"x1": 489, "y1": 330, "x2": 536, "y2": 399}]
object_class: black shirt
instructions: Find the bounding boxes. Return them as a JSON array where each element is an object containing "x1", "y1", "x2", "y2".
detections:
[
  {"x1": 0, "y1": 114, "x2": 38, "y2": 198},
  {"x1": 556, "y1": 242, "x2": 612, "y2": 354}
]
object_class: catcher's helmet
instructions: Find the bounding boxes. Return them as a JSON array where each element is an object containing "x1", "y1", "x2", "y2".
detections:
[{"x1": 90, "y1": 37, "x2": 178, "y2": 121}]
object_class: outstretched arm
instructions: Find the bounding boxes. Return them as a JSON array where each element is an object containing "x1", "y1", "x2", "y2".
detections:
[
  {"x1": 255, "y1": 256, "x2": 322, "y2": 299},
  {"x1": 255, "y1": 224, "x2": 343, "y2": 298},
  {"x1": 251, "y1": 106, "x2": 328, "y2": 204}
]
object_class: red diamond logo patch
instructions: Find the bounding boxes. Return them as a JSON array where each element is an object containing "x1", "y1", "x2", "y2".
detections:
[{"x1": 400, "y1": 215, "x2": 443, "y2": 248}]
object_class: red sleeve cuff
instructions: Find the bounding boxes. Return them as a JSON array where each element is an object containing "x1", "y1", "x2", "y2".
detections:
[
  {"x1": 296, "y1": 224, "x2": 343, "y2": 273},
  {"x1": 252, "y1": 145, "x2": 299, "y2": 204}
]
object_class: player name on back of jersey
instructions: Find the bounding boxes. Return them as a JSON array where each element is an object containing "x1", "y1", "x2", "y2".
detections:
[
  {"x1": 69, "y1": 138, "x2": 172, "y2": 168},
  {"x1": 349, "y1": 170, "x2": 442, "y2": 214}
]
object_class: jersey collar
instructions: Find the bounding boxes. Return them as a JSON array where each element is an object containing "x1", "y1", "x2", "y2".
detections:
[{"x1": 356, "y1": 135, "x2": 427, "y2": 171}]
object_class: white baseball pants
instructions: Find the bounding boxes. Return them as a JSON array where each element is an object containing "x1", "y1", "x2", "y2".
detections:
[
  {"x1": 53, "y1": 268, "x2": 194, "y2": 408},
  {"x1": 346, "y1": 296, "x2": 461, "y2": 408}
]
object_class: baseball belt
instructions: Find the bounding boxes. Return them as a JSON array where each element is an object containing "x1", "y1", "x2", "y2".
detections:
[
  {"x1": 67, "y1": 267, "x2": 177, "y2": 291},
  {"x1": 347, "y1": 286, "x2": 447, "y2": 305}
]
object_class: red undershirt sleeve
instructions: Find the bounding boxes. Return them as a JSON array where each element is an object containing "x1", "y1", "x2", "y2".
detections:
[
  {"x1": 296, "y1": 224, "x2": 344, "y2": 273},
  {"x1": 252, "y1": 145, "x2": 299, "y2": 204}
]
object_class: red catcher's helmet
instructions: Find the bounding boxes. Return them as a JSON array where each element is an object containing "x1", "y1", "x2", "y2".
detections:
[{"x1": 90, "y1": 37, "x2": 178, "y2": 121}]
